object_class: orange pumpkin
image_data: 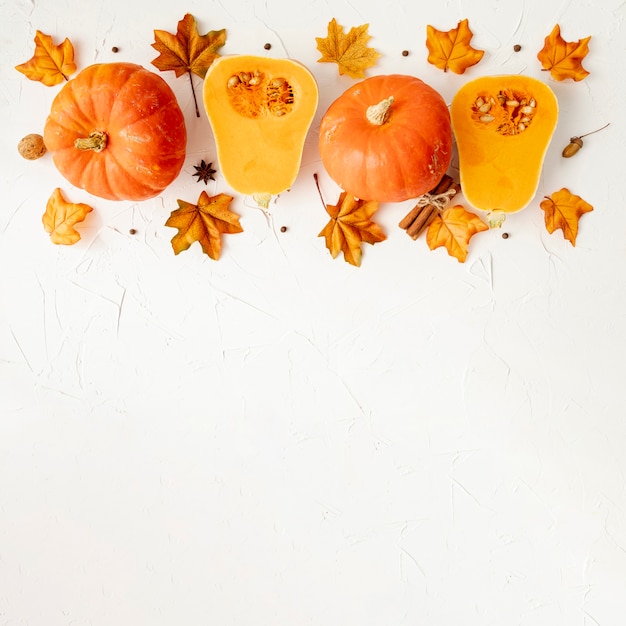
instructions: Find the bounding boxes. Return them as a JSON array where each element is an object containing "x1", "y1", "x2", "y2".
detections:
[
  {"x1": 319, "y1": 74, "x2": 452, "y2": 202},
  {"x1": 43, "y1": 63, "x2": 187, "y2": 201}
]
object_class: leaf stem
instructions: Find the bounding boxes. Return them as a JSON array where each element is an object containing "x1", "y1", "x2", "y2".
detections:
[
  {"x1": 188, "y1": 70, "x2": 200, "y2": 118},
  {"x1": 313, "y1": 173, "x2": 326, "y2": 209}
]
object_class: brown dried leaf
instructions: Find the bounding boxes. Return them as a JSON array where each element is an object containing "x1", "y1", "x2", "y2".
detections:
[
  {"x1": 537, "y1": 24, "x2": 590, "y2": 81},
  {"x1": 319, "y1": 192, "x2": 386, "y2": 266},
  {"x1": 15, "y1": 30, "x2": 76, "y2": 86},
  {"x1": 426, "y1": 205, "x2": 488, "y2": 262},
  {"x1": 426, "y1": 19, "x2": 484, "y2": 74},
  {"x1": 42, "y1": 188, "x2": 93, "y2": 245},
  {"x1": 165, "y1": 191, "x2": 242, "y2": 260},
  {"x1": 315, "y1": 18, "x2": 381, "y2": 79},
  {"x1": 152, "y1": 13, "x2": 226, "y2": 116},
  {"x1": 540, "y1": 188, "x2": 593, "y2": 245}
]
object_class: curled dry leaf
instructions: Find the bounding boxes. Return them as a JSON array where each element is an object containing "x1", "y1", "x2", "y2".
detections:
[
  {"x1": 318, "y1": 191, "x2": 386, "y2": 267},
  {"x1": 152, "y1": 13, "x2": 226, "y2": 116},
  {"x1": 165, "y1": 190, "x2": 242, "y2": 260},
  {"x1": 42, "y1": 188, "x2": 93, "y2": 245},
  {"x1": 426, "y1": 19, "x2": 484, "y2": 74},
  {"x1": 540, "y1": 188, "x2": 593, "y2": 245},
  {"x1": 15, "y1": 30, "x2": 76, "y2": 86},
  {"x1": 315, "y1": 18, "x2": 381, "y2": 79},
  {"x1": 426, "y1": 205, "x2": 488, "y2": 263},
  {"x1": 537, "y1": 24, "x2": 590, "y2": 81}
]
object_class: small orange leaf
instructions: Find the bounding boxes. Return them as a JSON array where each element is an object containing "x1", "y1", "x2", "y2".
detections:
[
  {"x1": 426, "y1": 19, "x2": 484, "y2": 74},
  {"x1": 540, "y1": 188, "x2": 593, "y2": 245},
  {"x1": 152, "y1": 13, "x2": 226, "y2": 116},
  {"x1": 426, "y1": 205, "x2": 488, "y2": 262},
  {"x1": 42, "y1": 188, "x2": 93, "y2": 245},
  {"x1": 318, "y1": 191, "x2": 386, "y2": 266},
  {"x1": 316, "y1": 18, "x2": 381, "y2": 79},
  {"x1": 15, "y1": 30, "x2": 76, "y2": 86},
  {"x1": 537, "y1": 24, "x2": 590, "y2": 81},
  {"x1": 165, "y1": 191, "x2": 242, "y2": 260}
]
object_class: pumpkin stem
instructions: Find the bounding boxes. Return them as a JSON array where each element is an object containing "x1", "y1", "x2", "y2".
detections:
[
  {"x1": 366, "y1": 96, "x2": 394, "y2": 126},
  {"x1": 74, "y1": 131, "x2": 107, "y2": 153}
]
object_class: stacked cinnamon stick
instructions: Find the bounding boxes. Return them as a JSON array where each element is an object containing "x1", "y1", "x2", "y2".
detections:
[{"x1": 399, "y1": 174, "x2": 461, "y2": 240}]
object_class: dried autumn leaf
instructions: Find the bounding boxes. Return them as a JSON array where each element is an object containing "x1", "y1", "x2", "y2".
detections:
[
  {"x1": 426, "y1": 19, "x2": 484, "y2": 74},
  {"x1": 540, "y1": 188, "x2": 593, "y2": 245},
  {"x1": 426, "y1": 205, "x2": 488, "y2": 263},
  {"x1": 152, "y1": 13, "x2": 226, "y2": 116},
  {"x1": 318, "y1": 191, "x2": 386, "y2": 266},
  {"x1": 15, "y1": 30, "x2": 76, "y2": 86},
  {"x1": 537, "y1": 24, "x2": 590, "y2": 81},
  {"x1": 165, "y1": 190, "x2": 242, "y2": 260},
  {"x1": 315, "y1": 18, "x2": 380, "y2": 79},
  {"x1": 42, "y1": 188, "x2": 93, "y2": 245}
]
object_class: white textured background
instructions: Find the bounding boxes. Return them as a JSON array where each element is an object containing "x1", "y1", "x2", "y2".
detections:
[{"x1": 2, "y1": 0, "x2": 626, "y2": 624}]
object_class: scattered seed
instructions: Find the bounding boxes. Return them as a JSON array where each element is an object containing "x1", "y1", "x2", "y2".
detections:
[
  {"x1": 513, "y1": 44, "x2": 522, "y2": 52},
  {"x1": 112, "y1": 46, "x2": 119, "y2": 53},
  {"x1": 502, "y1": 232, "x2": 509, "y2": 239},
  {"x1": 264, "y1": 43, "x2": 271, "y2": 50},
  {"x1": 280, "y1": 226, "x2": 287, "y2": 232},
  {"x1": 129, "y1": 228, "x2": 137, "y2": 235},
  {"x1": 402, "y1": 50, "x2": 409, "y2": 56}
]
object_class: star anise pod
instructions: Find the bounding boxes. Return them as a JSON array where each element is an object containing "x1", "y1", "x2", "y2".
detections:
[{"x1": 192, "y1": 159, "x2": 217, "y2": 184}]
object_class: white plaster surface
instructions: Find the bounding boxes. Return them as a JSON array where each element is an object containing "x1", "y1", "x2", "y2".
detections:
[{"x1": 1, "y1": 0, "x2": 626, "y2": 623}]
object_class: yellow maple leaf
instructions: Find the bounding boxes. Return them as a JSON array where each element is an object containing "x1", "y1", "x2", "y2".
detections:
[
  {"x1": 316, "y1": 18, "x2": 380, "y2": 79},
  {"x1": 15, "y1": 30, "x2": 76, "y2": 86},
  {"x1": 426, "y1": 19, "x2": 484, "y2": 74},
  {"x1": 539, "y1": 188, "x2": 593, "y2": 245},
  {"x1": 165, "y1": 191, "x2": 242, "y2": 260},
  {"x1": 42, "y1": 188, "x2": 93, "y2": 245},
  {"x1": 537, "y1": 24, "x2": 590, "y2": 81},
  {"x1": 426, "y1": 205, "x2": 488, "y2": 262},
  {"x1": 318, "y1": 191, "x2": 386, "y2": 266},
  {"x1": 152, "y1": 13, "x2": 226, "y2": 116}
]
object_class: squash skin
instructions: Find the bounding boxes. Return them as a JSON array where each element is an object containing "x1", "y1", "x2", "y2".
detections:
[
  {"x1": 202, "y1": 55, "x2": 318, "y2": 196},
  {"x1": 450, "y1": 75, "x2": 558, "y2": 213},
  {"x1": 43, "y1": 63, "x2": 187, "y2": 201},
  {"x1": 318, "y1": 74, "x2": 452, "y2": 203}
]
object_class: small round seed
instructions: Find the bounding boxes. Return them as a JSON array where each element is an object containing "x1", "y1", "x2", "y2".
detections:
[
  {"x1": 280, "y1": 226, "x2": 287, "y2": 232},
  {"x1": 502, "y1": 232, "x2": 509, "y2": 239},
  {"x1": 111, "y1": 46, "x2": 119, "y2": 53},
  {"x1": 402, "y1": 50, "x2": 409, "y2": 56},
  {"x1": 513, "y1": 44, "x2": 522, "y2": 52},
  {"x1": 264, "y1": 43, "x2": 271, "y2": 50}
]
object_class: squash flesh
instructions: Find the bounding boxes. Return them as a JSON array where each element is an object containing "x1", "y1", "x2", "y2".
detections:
[
  {"x1": 450, "y1": 75, "x2": 558, "y2": 213},
  {"x1": 203, "y1": 55, "x2": 318, "y2": 196}
]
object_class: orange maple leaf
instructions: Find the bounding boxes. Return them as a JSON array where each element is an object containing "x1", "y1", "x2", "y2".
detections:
[
  {"x1": 15, "y1": 30, "x2": 76, "y2": 86},
  {"x1": 316, "y1": 18, "x2": 381, "y2": 79},
  {"x1": 152, "y1": 13, "x2": 226, "y2": 116},
  {"x1": 165, "y1": 191, "x2": 242, "y2": 260},
  {"x1": 539, "y1": 188, "x2": 593, "y2": 245},
  {"x1": 42, "y1": 188, "x2": 93, "y2": 245},
  {"x1": 426, "y1": 205, "x2": 488, "y2": 262},
  {"x1": 537, "y1": 24, "x2": 590, "y2": 81},
  {"x1": 426, "y1": 19, "x2": 484, "y2": 74},
  {"x1": 318, "y1": 191, "x2": 386, "y2": 266}
]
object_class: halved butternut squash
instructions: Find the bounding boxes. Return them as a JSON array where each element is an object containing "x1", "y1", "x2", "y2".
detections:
[
  {"x1": 203, "y1": 55, "x2": 318, "y2": 197},
  {"x1": 450, "y1": 75, "x2": 558, "y2": 213}
]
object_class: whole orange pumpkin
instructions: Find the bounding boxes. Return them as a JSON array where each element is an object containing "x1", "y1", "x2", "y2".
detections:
[
  {"x1": 319, "y1": 74, "x2": 452, "y2": 202},
  {"x1": 43, "y1": 63, "x2": 187, "y2": 201}
]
